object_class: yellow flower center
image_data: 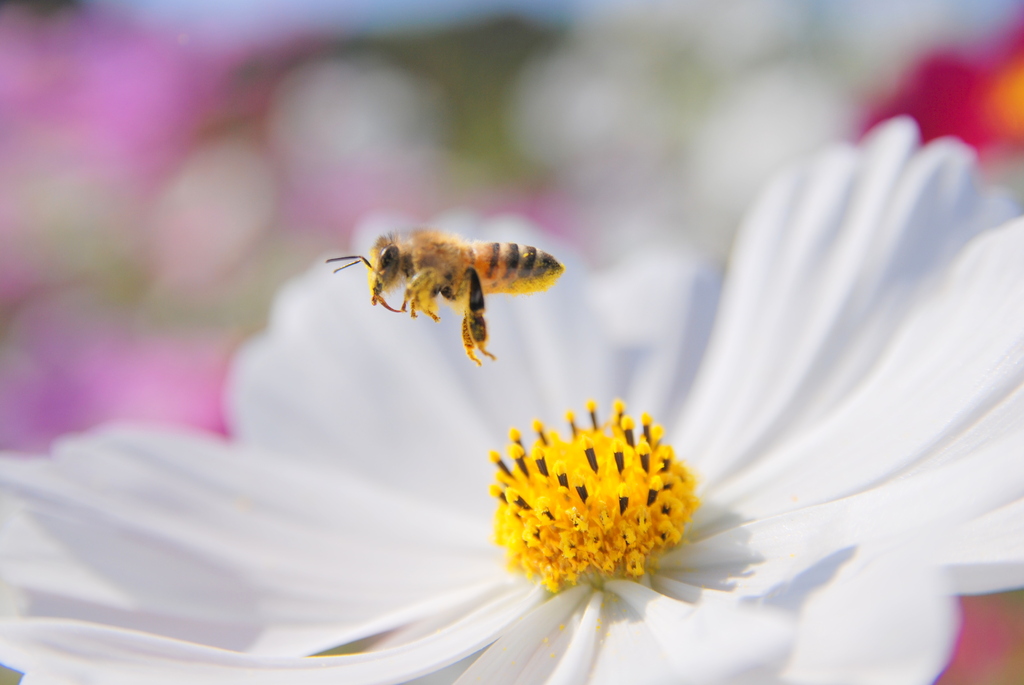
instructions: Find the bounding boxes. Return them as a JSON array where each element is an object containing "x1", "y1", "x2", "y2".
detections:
[{"x1": 490, "y1": 400, "x2": 700, "y2": 592}]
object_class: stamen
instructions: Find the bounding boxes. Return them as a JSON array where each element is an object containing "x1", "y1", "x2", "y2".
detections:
[
  {"x1": 531, "y1": 419, "x2": 549, "y2": 446},
  {"x1": 647, "y1": 475, "x2": 663, "y2": 507},
  {"x1": 606, "y1": 397, "x2": 622, "y2": 423},
  {"x1": 638, "y1": 441, "x2": 651, "y2": 473},
  {"x1": 651, "y1": 424, "x2": 664, "y2": 448},
  {"x1": 507, "y1": 443, "x2": 526, "y2": 474},
  {"x1": 489, "y1": 450, "x2": 512, "y2": 477},
  {"x1": 641, "y1": 413, "x2": 653, "y2": 446},
  {"x1": 555, "y1": 461, "x2": 569, "y2": 489},
  {"x1": 509, "y1": 427, "x2": 524, "y2": 451},
  {"x1": 491, "y1": 402, "x2": 700, "y2": 592},
  {"x1": 621, "y1": 416, "x2": 635, "y2": 448},
  {"x1": 533, "y1": 446, "x2": 549, "y2": 477},
  {"x1": 613, "y1": 439, "x2": 624, "y2": 474},
  {"x1": 583, "y1": 437, "x2": 598, "y2": 473},
  {"x1": 617, "y1": 484, "x2": 629, "y2": 515}
]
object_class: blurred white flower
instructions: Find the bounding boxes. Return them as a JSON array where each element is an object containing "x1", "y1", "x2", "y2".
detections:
[
  {"x1": 0, "y1": 119, "x2": 1023, "y2": 684},
  {"x1": 148, "y1": 139, "x2": 277, "y2": 292},
  {"x1": 269, "y1": 58, "x2": 444, "y2": 238},
  {"x1": 512, "y1": 0, "x2": 1023, "y2": 264}
]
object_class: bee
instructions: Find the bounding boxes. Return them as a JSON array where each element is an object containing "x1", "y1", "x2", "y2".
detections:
[{"x1": 328, "y1": 230, "x2": 565, "y2": 365}]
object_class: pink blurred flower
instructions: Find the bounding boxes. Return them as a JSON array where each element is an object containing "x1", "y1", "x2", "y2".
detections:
[
  {"x1": 0, "y1": 6, "x2": 247, "y2": 306},
  {"x1": 0, "y1": 5, "x2": 234, "y2": 185},
  {"x1": 0, "y1": 304, "x2": 231, "y2": 452},
  {"x1": 938, "y1": 594, "x2": 1024, "y2": 685}
]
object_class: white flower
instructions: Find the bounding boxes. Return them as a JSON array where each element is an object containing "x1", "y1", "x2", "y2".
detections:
[{"x1": 1, "y1": 118, "x2": 1024, "y2": 684}]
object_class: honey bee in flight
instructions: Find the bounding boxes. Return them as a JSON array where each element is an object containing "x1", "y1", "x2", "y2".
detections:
[{"x1": 328, "y1": 230, "x2": 565, "y2": 365}]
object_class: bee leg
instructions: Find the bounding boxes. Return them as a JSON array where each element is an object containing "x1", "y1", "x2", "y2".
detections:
[
  {"x1": 405, "y1": 270, "x2": 441, "y2": 322},
  {"x1": 461, "y1": 316, "x2": 482, "y2": 366},
  {"x1": 464, "y1": 268, "x2": 496, "y2": 363}
]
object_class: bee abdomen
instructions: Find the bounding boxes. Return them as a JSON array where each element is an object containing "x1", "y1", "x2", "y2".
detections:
[{"x1": 476, "y1": 241, "x2": 564, "y2": 294}]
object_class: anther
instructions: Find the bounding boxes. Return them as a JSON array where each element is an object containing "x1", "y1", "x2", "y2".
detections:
[
  {"x1": 641, "y1": 413, "x2": 653, "y2": 446},
  {"x1": 651, "y1": 424, "x2": 664, "y2": 448},
  {"x1": 612, "y1": 439, "x2": 624, "y2": 474},
  {"x1": 583, "y1": 437, "x2": 598, "y2": 473},
  {"x1": 647, "y1": 475, "x2": 663, "y2": 505},
  {"x1": 638, "y1": 441, "x2": 651, "y2": 473},
  {"x1": 516, "y1": 496, "x2": 532, "y2": 510},
  {"x1": 533, "y1": 446, "x2": 549, "y2": 477},
  {"x1": 576, "y1": 484, "x2": 589, "y2": 503},
  {"x1": 505, "y1": 486, "x2": 522, "y2": 508},
  {"x1": 509, "y1": 427, "x2": 524, "y2": 451},
  {"x1": 621, "y1": 416, "x2": 635, "y2": 448},
  {"x1": 516, "y1": 455, "x2": 530, "y2": 476},
  {"x1": 566, "y1": 410, "x2": 578, "y2": 438},
  {"x1": 532, "y1": 419, "x2": 549, "y2": 446},
  {"x1": 586, "y1": 399, "x2": 598, "y2": 430},
  {"x1": 554, "y1": 461, "x2": 569, "y2": 489},
  {"x1": 489, "y1": 484, "x2": 506, "y2": 502},
  {"x1": 617, "y1": 484, "x2": 630, "y2": 515},
  {"x1": 489, "y1": 450, "x2": 512, "y2": 477},
  {"x1": 509, "y1": 444, "x2": 529, "y2": 476},
  {"x1": 612, "y1": 398, "x2": 625, "y2": 425}
]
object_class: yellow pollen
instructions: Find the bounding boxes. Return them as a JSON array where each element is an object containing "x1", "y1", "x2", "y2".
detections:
[{"x1": 490, "y1": 401, "x2": 700, "y2": 592}]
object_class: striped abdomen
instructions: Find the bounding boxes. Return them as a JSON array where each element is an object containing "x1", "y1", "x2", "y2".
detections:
[{"x1": 471, "y1": 241, "x2": 565, "y2": 295}]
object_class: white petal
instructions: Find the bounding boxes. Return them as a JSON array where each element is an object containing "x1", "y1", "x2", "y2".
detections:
[
  {"x1": 453, "y1": 584, "x2": 594, "y2": 685},
  {"x1": 606, "y1": 580, "x2": 794, "y2": 684},
  {"x1": 587, "y1": 248, "x2": 721, "y2": 421},
  {"x1": 708, "y1": 213, "x2": 1024, "y2": 522},
  {"x1": 782, "y1": 539, "x2": 956, "y2": 685},
  {"x1": 940, "y1": 496, "x2": 1024, "y2": 594},
  {"x1": 587, "y1": 585, "x2": 678, "y2": 685},
  {"x1": 229, "y1": 224, "x2": 614, "y2": 519},
  {"x1": 544, "y1": 591, "x2": 604, "y2": 685},
  {"x1": 674, "y1": 117, "x2": 1018, "y2": 490},
  {"x1": 0, "y1": 584, "x2": 544, "y2": 685},
  {"x1": 0, "y1": 427, "x2": 503, "y2": 655},
  {"x1": 671, "y1": 428, "x2": 1024, "y2": 597}
]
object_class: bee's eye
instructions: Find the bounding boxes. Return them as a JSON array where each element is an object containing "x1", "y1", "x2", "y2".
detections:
[{"x1": 379, "y1": 246, "x2": 398, "y2": 270}]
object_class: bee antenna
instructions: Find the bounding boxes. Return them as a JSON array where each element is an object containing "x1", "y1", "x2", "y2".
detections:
[{"x1": 326, "y1": 255, "x2": 371, "y2": 273}]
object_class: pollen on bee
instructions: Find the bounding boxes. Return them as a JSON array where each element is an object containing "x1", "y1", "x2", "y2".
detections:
[{"x1": 490, "y1": 401, "x2": 700, "y2": 592}]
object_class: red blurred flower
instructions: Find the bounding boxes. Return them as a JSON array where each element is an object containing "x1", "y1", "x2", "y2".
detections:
[{"x1": 865, "y1": 17, "x2": 1024, "y2": 154}]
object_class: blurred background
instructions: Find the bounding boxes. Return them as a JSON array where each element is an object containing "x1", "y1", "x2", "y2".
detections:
[{"x1": 0, "y1": 0, "x2": 1024, "y2": 681}]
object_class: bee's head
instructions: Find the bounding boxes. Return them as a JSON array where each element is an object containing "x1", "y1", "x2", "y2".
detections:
[
  {"x1": 369, "y1": 234, "x2": 403, "y2": 300},
  {"x1": 325, "y1": 233, "x2": 405, "y2": 313}
]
